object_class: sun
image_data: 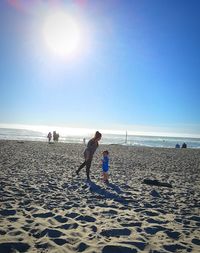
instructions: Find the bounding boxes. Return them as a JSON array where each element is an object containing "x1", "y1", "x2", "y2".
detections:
[{"x1": 43, "y1": 11, "x2": 81, "y2": 57}]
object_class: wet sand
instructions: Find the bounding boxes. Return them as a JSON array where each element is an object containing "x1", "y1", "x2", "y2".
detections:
[{"x1": 0, "y1": 140, "x2": 200, "y2": 253}]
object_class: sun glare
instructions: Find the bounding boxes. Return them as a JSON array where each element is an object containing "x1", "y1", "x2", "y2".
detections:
[{"x1": 43, "y1": 11, "x2": 82, "y2": 57}]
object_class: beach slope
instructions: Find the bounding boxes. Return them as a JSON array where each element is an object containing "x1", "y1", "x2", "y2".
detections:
[{"x1": 0, "y1": 140, "x2": 200, "y2": 252}]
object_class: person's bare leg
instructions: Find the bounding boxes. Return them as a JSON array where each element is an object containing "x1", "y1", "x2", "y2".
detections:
[
  {"x1": 76, "y1": 161, "x2": 86, "y2": 175},
  {"x1": 86, "y1": 160, "x2": 92, "y2": 180}
]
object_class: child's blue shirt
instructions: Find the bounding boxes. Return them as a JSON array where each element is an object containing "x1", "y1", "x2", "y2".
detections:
[{"x1": 102, "y1": 156, "x2": 109, "y2": 172}]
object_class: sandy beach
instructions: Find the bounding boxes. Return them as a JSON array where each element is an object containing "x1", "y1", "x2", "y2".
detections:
[{"x1": 0, "y1": 140, "x2": 200, "y2": 253}]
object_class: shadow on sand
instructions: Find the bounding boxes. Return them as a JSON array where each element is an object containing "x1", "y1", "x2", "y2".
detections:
[{"x1": 88, "y1": 181, "x2": 127, "y2": 203}]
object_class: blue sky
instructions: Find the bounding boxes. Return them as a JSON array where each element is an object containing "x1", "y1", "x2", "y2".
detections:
[{"x1": 0, "y1": 0, "x2": 200, "y2": 137}]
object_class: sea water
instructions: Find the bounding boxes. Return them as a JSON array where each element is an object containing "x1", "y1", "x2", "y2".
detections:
[{"x1": 0, "y1": 127, "x2": 200, "y2": 149}]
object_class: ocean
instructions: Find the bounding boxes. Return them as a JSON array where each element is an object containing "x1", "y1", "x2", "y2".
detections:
[{"x1": 0, "y1": 127, "x2": 200, "y2": 149}]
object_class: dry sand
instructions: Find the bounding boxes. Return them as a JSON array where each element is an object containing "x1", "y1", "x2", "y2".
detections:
[{"x1": 0, "y1": 140, "x2": 200, "y2": 253}]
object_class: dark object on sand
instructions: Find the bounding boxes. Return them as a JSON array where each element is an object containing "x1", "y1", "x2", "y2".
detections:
[{"x1": 143, "y1": 179, "x2": 172, "y2": 188}]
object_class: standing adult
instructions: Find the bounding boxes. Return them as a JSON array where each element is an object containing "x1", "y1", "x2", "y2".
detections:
[
  {"x1": 76, "y1": 131, "x2": 102, "y2": 180},
  {"x1": 47, "y1": 132, "x2": 52, "y2": 143}
]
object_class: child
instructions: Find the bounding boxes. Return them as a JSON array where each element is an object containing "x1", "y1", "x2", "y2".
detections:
[{"x1": 102, "y1": 150, "x2": 109, "y2": 183}]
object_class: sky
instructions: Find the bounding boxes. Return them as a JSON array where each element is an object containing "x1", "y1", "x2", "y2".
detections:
[{"x1": 0, "y1": 0, "x2": 200, "y2": 137}]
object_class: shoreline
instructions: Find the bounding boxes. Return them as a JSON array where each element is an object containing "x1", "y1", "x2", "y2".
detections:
[
  {"x1": 0, "y1": 138, "x2": 200, "y2": 150},
  {"x1": 1, "y1": 127, "x2": 200, "y2": 148},
  {"x1": 0, "y1": 140, "x2": 200, "y2": 252}
]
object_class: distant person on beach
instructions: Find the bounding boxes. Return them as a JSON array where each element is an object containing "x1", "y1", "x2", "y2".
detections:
[
  {"x1": 76, "y1": 131, "x2": 102, "y2": 180},
  {"x1": 53, "y1": 131, "x2": 59, "y2": 142},
  {"x1": 175, "y1": 143, "x2": 180, "y2": 148},
  {"x1": 101, "y1": 150, "x2": 109, "y2": 183},
  {"x1": 182, "y1": 142, "x2": 187, "y2": 148},
  {"x1": 47, "y1": 132, "x2": 52, "y2": 143}
]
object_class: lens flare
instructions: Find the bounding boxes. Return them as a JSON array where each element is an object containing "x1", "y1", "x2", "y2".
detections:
[{"x1": 43, "y1": 11, "x2": 82, "y2": 57}]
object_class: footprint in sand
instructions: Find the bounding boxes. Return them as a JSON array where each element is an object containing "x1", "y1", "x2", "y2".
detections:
[
  {"x1": 8, "y1": 230, "x2": 23, "y2": 236},
  {"x1": 54, "y1": 215, "x2": 68, "y2": 223},
  {"x1": 35, "y1": 242, "x2": 51, "y2": 250},
  {"x1": 102, "y1": 245, "x2": 137, "y2": 253},
  {"x1": 144, "y1": 225, "x2": 166, "y2": 235},
  {"x1": 0, "y1": 229, "x2": 6, "y2": 235},
  {"x1": 100, "y1": 228, "x2": 131, "y2": 237},
  {"x1": 58, "y1": 223, "x2": 79, "y2": 230},
  {"x1": 102, "y1": 209, "x2": 118, "y2": 216},
  {"x1": 52, "y1": 238, "x2": 69, "y2": 246},
  {"x1": 0, "y1": 242, "x2": 30, "y2": 253},
  {"x1": 76, "y1": 242, "x2": 89, "y2": 252},
  {"x1": 121, "y1": 241, "x2": 147, "y2": 251},
  {"x1": 65, "y1": 212, "x2": 80, "y2": 218},
  {"x1": 164, "y1": 230, "x2": 181, "y2": 240},
  {"x1": 32, "y1": 228, "x2": 64, "y2": 239},
  {"x1": 163, "y1": 243, "x2": 187, "y2": 252},
  {"x1": 76, "y1": 215, "x2": 96, "y2": 222},
  {"x1": 192, "y1": 238, "x2": 200, "y2": 245},
  {"x1": 146, "y1": 218, "x2": 167, "y2": 225},
  {"x1": 121, "y1": 222, "x2": 142, "y2": 228},
  {"x1": 0, "y1": 209, "x2": 16, "y2": 216},
  {"x1": 32, "y1": 211, "x2": 54, "y2": 218},
  {"x1": 143, "y1": 210, "x2": 159, "y2": 217},
  {"x1": 7, "y1": 217, "x2": 19, "y2": 222}
]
